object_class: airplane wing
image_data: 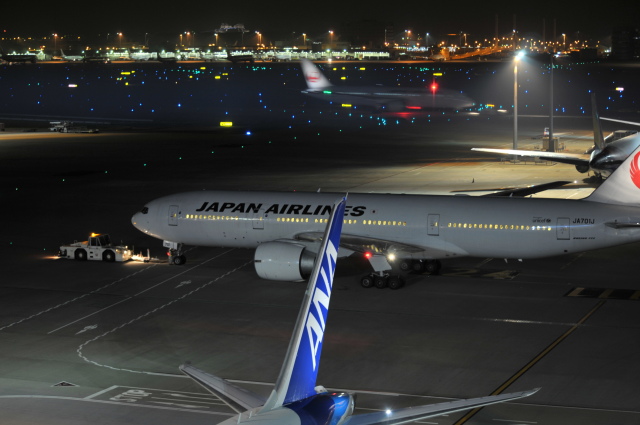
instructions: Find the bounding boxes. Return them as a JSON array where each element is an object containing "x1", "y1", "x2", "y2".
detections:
[
  {"x1": 472, "y1": 147, "x2": 589, "y2": 167},
  {"x1": 601, "y1": 117, "x2": 640, "y2": 127},
  {"x1": 344, "y1": 388, "x2": 539, "y2": 425},
  {"x1": 295, "y1": 232, "x2": 465, "y2": 260},
  {"x1": 179, "y1": 363, "x2": 266, "y2": 413},
  {"x1": 482, "y1": 181, "x2": 572, "y2": 197}
]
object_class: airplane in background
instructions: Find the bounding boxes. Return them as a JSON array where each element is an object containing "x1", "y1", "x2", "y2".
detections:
[
  {"x1": 133, "y1": 142, "x2": 640, "y2": 289},
  {"x1": 472, "y1": 95, "x2": 640, "y2": 178},
  {"x1": 61, "y1": 50, "x2": 83, "y2": 61},
  {"x1": 300, "y1": 59, "x2": 475, "y2": 112},
  {"x1": 179, "y1": 197, "x2": 539, "y2": 425}
]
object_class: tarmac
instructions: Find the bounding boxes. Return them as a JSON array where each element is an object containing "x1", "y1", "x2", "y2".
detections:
[{"x1": 1, "y1": 112, "x2": 639, "y2": 425}]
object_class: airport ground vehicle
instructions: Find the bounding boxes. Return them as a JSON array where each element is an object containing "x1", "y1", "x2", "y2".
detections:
[{"x1": 58, "y1": 233, "x2": 132, "y2": 262}]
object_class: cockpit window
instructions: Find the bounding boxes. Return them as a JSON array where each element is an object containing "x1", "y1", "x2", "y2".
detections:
[{"x1": 140, "y1": 207, "x2": 149, "y2": 214}]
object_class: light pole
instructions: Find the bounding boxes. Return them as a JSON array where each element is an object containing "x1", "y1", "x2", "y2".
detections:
[
  {"x1": 303, "y1": 33, "x2": 306, "y2": 49},
  {"x1": 329, "y1": 30, "x2": 334, "y2": 51},
  {"x1": 513, "y1": 51, "x2": 524, "y2": 158},
  {"x1": 53, "y1": 33, "x2": 58, "y2": 54}
]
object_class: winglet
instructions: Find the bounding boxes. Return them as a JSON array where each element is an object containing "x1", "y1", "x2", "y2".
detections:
[
  {"x1": 300, "y1": 59, "x2": 333, "y2": 91},
  {"x1": 592, "y1": 93, "x2": 606, "y2": 150},
  {"x1": 261, "y1": 196, "x2": 347, "y2": 411}
]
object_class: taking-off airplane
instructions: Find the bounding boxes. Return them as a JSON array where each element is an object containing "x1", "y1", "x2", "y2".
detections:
[
  {"x1": 300, "y1": 59, "x2": 475, "y2": 112},
  {"x1": 132, "y1": 143, "x2": 640, "y2": 289},
  {"x1": 179, "y1": 196, "x2": 539, "y2": 425}
]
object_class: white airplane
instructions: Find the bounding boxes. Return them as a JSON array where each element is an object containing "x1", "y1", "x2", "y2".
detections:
[
  {"x1": 472, "y1": 95, "x2": 640, "y2": 178},
  {"x1": 300, "y1": 59, "x2": 475, "y2": 112},
  {"x1": 179, "y1": 196, "x2": 539, "y2": 425},
  {"x1": 132, "y1": 142, "x2": 640, "y2": 289},
  {"x1": 61, "y1": 49, "x2": 83, "y2": 61}
]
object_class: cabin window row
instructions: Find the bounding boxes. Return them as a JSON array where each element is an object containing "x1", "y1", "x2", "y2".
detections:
[
  {"x1": 447, "y1": 222, "x2": 552, "y2": 231},
  {"x1": 183, "y1": 214, "x2": 407, "y2": 226},
  {"x1": 185, "y1": 214, "x2": 240, "y2": 220}
]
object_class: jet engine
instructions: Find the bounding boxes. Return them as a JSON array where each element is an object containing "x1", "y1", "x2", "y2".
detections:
[
  {"x1": 254, "y1": 241, "x2": 316, "y2": 281},
  {"x1": 575, "y1": 164, "x2": 590, "y2": 173}
]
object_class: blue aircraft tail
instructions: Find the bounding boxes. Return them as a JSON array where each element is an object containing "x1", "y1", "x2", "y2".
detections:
[{"x1": 261, "y1": 196, "x2": 346, "y2": 411}]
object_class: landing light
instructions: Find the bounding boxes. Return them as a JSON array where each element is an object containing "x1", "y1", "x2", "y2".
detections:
[{"x1": 388, "y1": 253, "x2": 396, "y2": 261}]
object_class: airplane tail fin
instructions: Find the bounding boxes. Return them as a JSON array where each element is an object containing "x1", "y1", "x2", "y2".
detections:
[
  {"x1": 261, "y1": 196, "x2": 347, "y2": 411},
  {"x1": 585, "y1": 143, "x2": 640, "y2": 206},
  {"x1": 591, "y1": 93, "x2": 606, "y2": 150},
  {"x1": 300, "y1": 59, "x2": 333, "y2": 91}
]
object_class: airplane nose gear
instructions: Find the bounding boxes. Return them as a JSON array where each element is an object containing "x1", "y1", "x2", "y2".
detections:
[{"x1": 164, "y1": 241, "x2": 186, "y2": 265}]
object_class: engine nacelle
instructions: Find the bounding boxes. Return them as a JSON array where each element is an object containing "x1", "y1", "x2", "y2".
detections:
[
  {"x1": 254, "y1": 241, "x2": 316, "y2": 281},
  {"x1": 575, "y1": 163, "x2": 590, "y2": 173}
]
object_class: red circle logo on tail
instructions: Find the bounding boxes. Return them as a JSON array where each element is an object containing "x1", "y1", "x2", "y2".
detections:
[
  {"x1": 630, "y1": 151, "x2": 640, "y2": 189},
  {"x1": 306, "y1": 72, "x2": 320, "y2": 83}
]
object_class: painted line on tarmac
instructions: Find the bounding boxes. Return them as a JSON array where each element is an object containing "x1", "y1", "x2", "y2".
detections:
[
  {"x1": 0, "y1": 264, "x2": 158, "y2": 332},
  {"x1": 76, "y1": 256, "x2": 252, "y2": 376},
  {"x1": 452, "y1": 299, "x2": 607, "y2": 425},
  {"x1": 48, "y1": 248, "x2": 212, "y2": 335}
]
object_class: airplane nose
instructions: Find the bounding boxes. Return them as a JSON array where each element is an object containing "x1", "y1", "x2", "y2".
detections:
[{"x1": 131, "y1": 211, "x2": 148, "y2": 233}]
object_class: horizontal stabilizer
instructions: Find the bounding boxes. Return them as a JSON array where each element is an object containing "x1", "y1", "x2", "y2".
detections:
[
  {"x1": 605, "y1": 221, "x2": 640, "y2": 229},
  {"x1": 180, "y1": 363, "x2": 265, "y2": 413},
  {"x1": 344, "y1": 388, "x2": 539, "y2": 425}
]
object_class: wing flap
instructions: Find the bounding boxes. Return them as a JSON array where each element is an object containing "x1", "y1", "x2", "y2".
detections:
[
  {"x1": 344, "y1": 388, "x2": 539, "y2": 425},
  {"x1": 179, "y1": 363, "x2": 265, "y2": 413}
]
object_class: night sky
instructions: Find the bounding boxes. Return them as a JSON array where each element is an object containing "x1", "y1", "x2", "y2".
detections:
[{"x1": 2, "y1": 0, "x2": 637, "y2": 43}]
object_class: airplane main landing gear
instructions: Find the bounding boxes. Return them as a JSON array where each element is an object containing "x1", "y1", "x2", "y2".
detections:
[
  {"x1": 360, "y1": 273, "x2": 405, "y2": 290},
  {"x1": 399, "y1": 259, "x2": 441, "y2": 275}
]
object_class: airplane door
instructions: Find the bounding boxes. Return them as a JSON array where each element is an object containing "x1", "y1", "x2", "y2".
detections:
[
  {"x1": 557, "y1": 217, "x2": 570, "y2": 240},
  {"x1": 427, "y1": 214, "x2": 440, "y2": 236},
  {"x1": 169, "y1": 205, "x2": 179, "y2": 226},
  {"x1": 252, "y1": 213, "x2": 264, "y2": 230}
]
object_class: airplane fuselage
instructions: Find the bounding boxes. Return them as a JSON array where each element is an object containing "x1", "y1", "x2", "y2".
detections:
[
  {"x1": 302, "y1": 86, "x2": 474, "y2": 110},
  {"x1": 132, "y1": 191, "x2": 640, "y2": 261}
]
